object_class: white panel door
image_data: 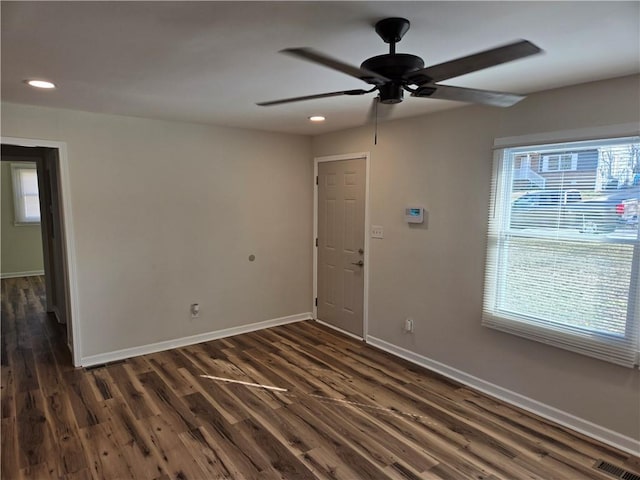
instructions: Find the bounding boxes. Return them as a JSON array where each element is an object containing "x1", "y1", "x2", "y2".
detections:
[{"x1": 317, "y1": 158, "x2": 365, "y2": 336}]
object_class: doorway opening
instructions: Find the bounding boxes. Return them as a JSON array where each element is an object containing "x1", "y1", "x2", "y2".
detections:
[{"x1": 1, "y1": 142, "x2": 76, "y2": 364}]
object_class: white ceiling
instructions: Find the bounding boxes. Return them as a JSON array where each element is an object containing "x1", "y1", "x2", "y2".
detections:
[{"x1": 2, "y1": 1, "x2": 639, "y2": 135}]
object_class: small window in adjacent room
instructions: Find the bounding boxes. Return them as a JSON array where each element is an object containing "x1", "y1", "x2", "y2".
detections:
[
  {"x1": 483, "y1": 136, "x2": 640, "y2": 367},
  {"x1": 10, "y1": 163, "x2": 41, "y2": 224}
]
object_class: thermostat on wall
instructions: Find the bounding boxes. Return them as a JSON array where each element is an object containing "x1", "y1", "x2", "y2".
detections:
[{"x1": 405, "y1": 206, "x2": 424, "y2": 224}]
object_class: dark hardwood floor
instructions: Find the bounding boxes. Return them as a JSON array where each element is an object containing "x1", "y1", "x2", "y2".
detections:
[{"x1": 2, "y1": 276, "x2": 639, "y2": 479}]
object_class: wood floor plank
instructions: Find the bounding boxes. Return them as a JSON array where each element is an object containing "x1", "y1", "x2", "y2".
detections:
[
  {"x1": 1, "y1": 365, "x2": 16, "y2": 419},
  {"x1": 137, "y1": 370, "x2": 200, "y2": 434},
  {"x1": 3, "y1": 276, "x2": 639, "y2": 480},
  {"x1": 137, "y1": 413, "x2": 209, "y2": 480},
  {"x1": 178, "y1": 367, "x2": 250, "y2": 424},
  {"x1": 223, "y1": 350, "x2": 294, "y2": 409},
  {"x1": 16, "y1": 388, "x2": 56, "y2": 469},
  {"x1": 63, "y1": 468, "x2": 94, "y2": 480},
  {"x1": 43, "y1": 390, "x2": 88, "y2": 477},
  {"x1": 62, "y1": 369, "x2": 109, "y2": 429},
  {"x1": 89, "y1": 368, "x2": 115, "y2": 402},
  {"x1": 225, "y1": 383, "x2": 316, "y2": 455},
  {"x1": 183, "y1": 391, "x2": 271, "y2": 477},
  {"x1": 298, "y1": 447, "x2": 365, "y2": 480},
  {"x1": 283, "y1": 400, "x2": 393, "y2": 479},
  {"x1": 19, "y1": 460, "x2": 58, "y2": 480},
  {"x1": 34, "y1": 342, "x2": 67, "y2": 395},
  {"x1": 234, "y1": 416, "x2": 318, "y2": 479},
  {"x1": 2, "y1": 416, "x2": 21, "y2": 479},
  {"x1": 146, "y1": 350, "x2": 197, "y2": 397},
  {"x1": 13, "y1": 345, "x2": 39, "y2": 393},
  {"x1": 105, "y1": 363, "x2": 160, "y2": 420},
  {"x1": 79, "y1": 422, "x2": 135, "y2": 479},
  {"x1": 104, "y1": 399, "x2": 168, "y2": 479},
  {"x1": 178, "y1": 427, "x2": 238, "y2": 479}
]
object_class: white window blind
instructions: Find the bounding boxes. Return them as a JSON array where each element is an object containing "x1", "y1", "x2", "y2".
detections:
[
  {"x1": 11, "y1": 163, "x2": 41, "y2": 224},
  {"x1": 483, "y1": 137, "x2": 640, "y2": 367}
]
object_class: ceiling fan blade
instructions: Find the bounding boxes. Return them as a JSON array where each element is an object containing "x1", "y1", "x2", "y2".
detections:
[
  {"x1": 281, "y1": 48, "x2": 390, "y2": 86},
  {"x1": 406, "y1": 40, "x2": 542, "y2": 85},
  {"x1": 412, "y1": 83, "x2": 526, "y2": 107},
  {"x1": 257, "y1": 89, "x2": 371, "y2": 106}
]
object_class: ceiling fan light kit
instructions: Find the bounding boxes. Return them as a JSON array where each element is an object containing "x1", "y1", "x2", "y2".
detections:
[{"x1": 257, "y1": 17, "x2": 542, "y2": 109}]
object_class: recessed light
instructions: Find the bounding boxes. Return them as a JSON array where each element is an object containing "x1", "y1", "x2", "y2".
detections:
[
  {"x1": 25, "y1": 79, "x2": 56, "y2": 89},
  {"x1": 308, "y1": 116, "x2": 325, "y2": 122}
]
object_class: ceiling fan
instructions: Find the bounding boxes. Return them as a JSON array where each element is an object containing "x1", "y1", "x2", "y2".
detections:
[{"x1": 257, "y1": 17, "x2": 542, "y2": 108}]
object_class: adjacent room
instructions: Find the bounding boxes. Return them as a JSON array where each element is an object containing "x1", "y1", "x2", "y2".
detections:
[{"x1": 1, "y1": 2, "x2": 639, "y2": 479}]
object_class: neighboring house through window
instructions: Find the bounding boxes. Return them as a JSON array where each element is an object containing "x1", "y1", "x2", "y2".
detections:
[{"x1": 11, "y1": 163, "x2": 41, "y2": 224}]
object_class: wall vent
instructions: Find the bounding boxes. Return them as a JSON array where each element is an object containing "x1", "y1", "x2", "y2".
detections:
[{"x1": 594, "y1": 460, "x2": 640, "y2": 480}]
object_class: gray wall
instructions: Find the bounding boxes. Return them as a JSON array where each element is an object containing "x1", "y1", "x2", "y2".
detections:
[
  {"x1": 311, "y1": 75, "x2": 640, "y2": 442},
  {"x1": 1, "y1": 160, "x2": 44, "y2": 276},
  {"x1": 2, "y1": 74, "x2": 638, "y2": 444},
  {"x1": 1, "y1": 103, "x2": 313, "y2": 358}
]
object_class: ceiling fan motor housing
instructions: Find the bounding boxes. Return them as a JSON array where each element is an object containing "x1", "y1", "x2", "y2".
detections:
[
  {"x1": 377, "y1": 83, "x2": 404, "y2": 104},
  {"x1": 361, "y1": 53, "x2": 425, "y2": 103},
  {"x1": 361, "y1": 54, "x2": 425, "y2": 80}
]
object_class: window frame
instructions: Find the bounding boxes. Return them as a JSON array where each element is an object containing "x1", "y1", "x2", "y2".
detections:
[
  {"x1": 483, "y1": 137, "x2": 640, "y2": 368},
  {"x1": 10, "y1": 162, "x2": 41, "y2": 225}
]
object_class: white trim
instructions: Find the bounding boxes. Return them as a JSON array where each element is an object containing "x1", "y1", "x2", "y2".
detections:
[
  {"x1": 366, "y1": 335, "x2": 640, "y2": 457},
  {"x1": 1, "y1": 136, "x2": 82, "y2": 366},
  {"x1": 313, "y1": 152, "x2": 370, "y2": 338},
  {"x1": 494, "y1": 122, "x2": 640, "y2": 149},
  {"x1": 52, "y1": 306, "x2": 64, "y2": 325},
  {"x1": 315, "y1": 318, "x2": 364, "y2": 341},
  {"x1": 0, "y1": 270, "x2": 45, "y2": 279},
  {"x1": 80, "y1": 312, "x2": 312, "y2": 367}
]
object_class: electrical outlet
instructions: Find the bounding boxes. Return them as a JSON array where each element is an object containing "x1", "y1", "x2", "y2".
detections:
[
  {"x1": 371, "y1": 225, "x2": 384, "y2": 239},
  {"x1": 404, "y1": 318, "x2": 414, "y2": 333},
  {"x1": 190, "y1": 303, "x2": 200, "y2": 319}
]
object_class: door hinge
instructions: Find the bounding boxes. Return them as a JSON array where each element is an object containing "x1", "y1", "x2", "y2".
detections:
[
  {"x1": 316, "y1": 176, "x2": 318, "y2": 185},
  {"x1": 315, "y1": 237, "x2": 318, "y2": 247},
  {"x1": 315, "y1": 297, "x2": 318, "y2": 307}
]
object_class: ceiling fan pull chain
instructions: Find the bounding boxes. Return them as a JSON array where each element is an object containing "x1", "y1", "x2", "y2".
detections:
[{"x1": 374, "y1": 97, "x2": 378, "y2": 145}]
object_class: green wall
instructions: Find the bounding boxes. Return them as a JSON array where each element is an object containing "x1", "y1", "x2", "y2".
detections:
[{"x1": 1, "y1": 161, "x2": 44, "y2": 277}]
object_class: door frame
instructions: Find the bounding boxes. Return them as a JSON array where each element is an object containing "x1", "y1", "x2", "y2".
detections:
[
  {"x1": 1, "y1": 136, "x2": 82, "y2": 366},
  {"x1": 313, "y1": 152, "x2": 370, "y2": 340}
]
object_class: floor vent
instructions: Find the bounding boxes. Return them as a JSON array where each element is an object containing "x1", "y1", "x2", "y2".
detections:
[
  {"x1": 84, "y1": 359, "x2": 126, "y2": 371},
  {"x1": 594, "y1": 460, "x2": 640, "y2": 480}
]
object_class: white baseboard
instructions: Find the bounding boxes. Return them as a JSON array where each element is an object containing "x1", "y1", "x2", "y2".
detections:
[
  {"x1": 315, "y1": 318, "x2": 364, "y2": 341},
  {"x1": 81, "y1": 312, "x2": 312, "y2": 367},
  {"x1": 366, "y1": 335, "x2": 640, "y2": 457},
  {"x1": 0, "y1": 270, "x2": 45, "y2": 279}
]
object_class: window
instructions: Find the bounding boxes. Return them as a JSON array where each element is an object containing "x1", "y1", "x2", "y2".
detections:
[
  {"x1": 541, "y1": 153, "x2": 578, "y2": 172},
  {"x1": 483, "y1": 137, "x2": 640, "y2": 367},
  {"x1": 11, "y1": 163, "x2": 41, "y2": 224}
]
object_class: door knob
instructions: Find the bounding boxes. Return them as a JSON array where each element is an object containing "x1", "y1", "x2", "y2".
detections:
[
  {"x1": 358, "y1": 248, "x2": 364, "y2": 254},
  {"x1": 351, "y1": 260, "x2": 364, "y2": 267}
]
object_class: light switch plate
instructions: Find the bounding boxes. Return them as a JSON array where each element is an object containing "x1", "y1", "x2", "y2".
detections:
[{"x1": 371, "y1": 225, "x2": 384, "y2": 239}]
